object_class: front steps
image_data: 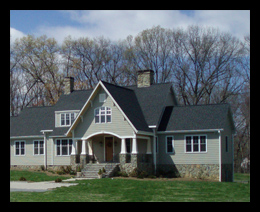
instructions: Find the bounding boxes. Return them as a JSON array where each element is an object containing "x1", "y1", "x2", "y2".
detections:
[{"x1": 81, "y1": 163, "x2": 120, "y2": 179}]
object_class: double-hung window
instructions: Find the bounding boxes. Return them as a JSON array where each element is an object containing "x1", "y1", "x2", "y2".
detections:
[
  {"x1": 166, "y1": 136, "x2": 174, "y2": 153},
  {"x1": 56, "y1": 139, "x2": 73, "y2": 156},
  {"x1": 34, "y1": 140, "x2": 44, "y2": 155},
  {"x1": 61, "y1": 113, "x2": 77, "y2": 126},
  {"x1": 94, "y1": 107, "x2": 112, "y2": 124},
  {"x1": 185, "y1": 135, "x2": 207, "y2": 153},
  {"x1": 15, "y1": 141, "x2": 25, "y2": 156}
]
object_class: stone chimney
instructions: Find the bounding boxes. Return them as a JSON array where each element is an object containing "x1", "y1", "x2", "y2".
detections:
[
  {"x1": 64, "y1": 77, "x2": 74, "y2": 95},
  {"x1": 137, "y1": 70, "x2": 154, "y2": 88}
]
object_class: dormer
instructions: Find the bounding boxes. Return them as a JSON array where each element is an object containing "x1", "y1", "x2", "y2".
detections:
[{"x1": 55, "y1": 110, "x2": 80, "y2": 127}]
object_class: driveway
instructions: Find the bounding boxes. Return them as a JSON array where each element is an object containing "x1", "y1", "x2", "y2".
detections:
[{"x1": 10, "y1": 181, "x2": 78, "y2": 192}]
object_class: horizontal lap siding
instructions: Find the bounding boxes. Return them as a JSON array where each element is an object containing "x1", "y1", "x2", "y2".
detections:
[
  {"x1": 158, "y1": 132, "x2": 219, "y2": 165},
  {"x1": 75, "y1": 88, "x2": 134, "y2": 138},
  {"x1": 10, "y1": 138, "x2": 44, "y2": 166}
]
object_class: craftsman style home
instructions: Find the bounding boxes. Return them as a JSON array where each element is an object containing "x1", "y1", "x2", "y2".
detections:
[{"x1": 10, "y1": 70, "x2": 235, "y2": 182}]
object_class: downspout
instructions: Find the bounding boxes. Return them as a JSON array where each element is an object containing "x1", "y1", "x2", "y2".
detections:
[
  {"x1": 40, "y1": 130, "x2": 53, "y2": 170},
  {"x1": 149, "y1": 125, "x2": 157, "y2": 175},
  {"x1": 218, "y1": 130, "x2": 222, "y2": 182}
]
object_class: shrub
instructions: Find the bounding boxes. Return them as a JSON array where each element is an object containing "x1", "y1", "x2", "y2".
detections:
[
  {"x1": 98, "y1": 169, "x2": 102, "y2": 175},
  {"x1": 102, "y1": 167, "x2": 106, "y2": 173},
  {"x1": 129, "y1": 168, "x2": 138, "y2": 177},
  {"x1": 19, "y1": 176, "x2": 26, "y2": 181},
  {"x1": 55, "y1": 178, "x2": 62, "y2": 183}
]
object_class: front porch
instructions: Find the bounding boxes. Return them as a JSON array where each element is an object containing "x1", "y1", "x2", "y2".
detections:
[{"x1": 70, "y1": 133, "x2": 154, "y2": 175}]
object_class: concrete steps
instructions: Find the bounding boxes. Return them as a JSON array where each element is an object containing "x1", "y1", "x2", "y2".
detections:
[{"x1": 81, "y1": 163, "x2": 120, "y2": 179}]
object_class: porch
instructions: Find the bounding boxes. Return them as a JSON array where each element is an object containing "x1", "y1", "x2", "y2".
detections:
[{"x1": 70, "y1": 133, "x2": 154, "y2": 174}]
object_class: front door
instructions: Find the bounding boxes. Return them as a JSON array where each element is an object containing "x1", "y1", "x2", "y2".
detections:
[{"x1": 105, "y1": 137, "x2": 113, "y2": 161}]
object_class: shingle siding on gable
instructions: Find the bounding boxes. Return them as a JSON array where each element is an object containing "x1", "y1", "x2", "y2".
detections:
[{"x1": 74, "y1": 87, "x2": 134, "y2": 138}]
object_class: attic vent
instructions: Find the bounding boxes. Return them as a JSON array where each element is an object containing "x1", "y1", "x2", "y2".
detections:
[{"x1": 137, "y1": 70, "x2": 154, "y2": 88}]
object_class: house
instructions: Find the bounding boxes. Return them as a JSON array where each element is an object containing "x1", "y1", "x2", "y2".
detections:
[{"x1": 10, "y1": 70, "x2": 235, "y2": 182}]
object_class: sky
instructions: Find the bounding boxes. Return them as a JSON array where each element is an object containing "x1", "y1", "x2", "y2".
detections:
[{"x1": 10, "y1": 10, "x2": 250, "y2": 44}]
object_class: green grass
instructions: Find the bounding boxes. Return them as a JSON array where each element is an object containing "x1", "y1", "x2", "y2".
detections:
[{"x1": 10, "y1": 171, "x2": 250, "y2": 202}]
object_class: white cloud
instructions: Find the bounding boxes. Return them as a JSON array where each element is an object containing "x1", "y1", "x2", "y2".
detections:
[
  {"x1": 14, "y1": 10, "x2": 250, "y2": 44},
  {"x1": 10, "y1": 27, "x2": 26, "y2": 43}
]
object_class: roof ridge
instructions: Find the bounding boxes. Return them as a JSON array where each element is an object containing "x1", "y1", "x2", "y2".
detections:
[{"x1": 101, "y1": 81, "x2": 134, "y2": 92}]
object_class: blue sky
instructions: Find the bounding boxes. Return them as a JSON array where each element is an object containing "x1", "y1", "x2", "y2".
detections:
[{"x1": 10, "y1": 10, "x2": 250, "y2": 44}]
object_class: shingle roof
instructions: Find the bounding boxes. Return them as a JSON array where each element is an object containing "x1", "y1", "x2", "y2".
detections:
[
  {"x1": 127, "y1": 83, "x2": 173, "y2": 126},
  {"x1": 102, "y1": 81, "x2": 151, "y2": 132},
  {"x1": 158, "y1": 103, "x2": 233, "y2": 132}
]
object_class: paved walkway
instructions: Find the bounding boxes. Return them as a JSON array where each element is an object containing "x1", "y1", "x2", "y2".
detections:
[{"x1": 10, "y1": 181, "x2": 79, "y2": 192}]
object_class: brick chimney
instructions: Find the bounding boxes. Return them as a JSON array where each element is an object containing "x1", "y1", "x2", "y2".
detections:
[
  {"x1": 137, "y1": 70, "x2": 154, "y2": 88},
  {"x1": 64, "y1": 77, "x2": 74, "y2": 95}
]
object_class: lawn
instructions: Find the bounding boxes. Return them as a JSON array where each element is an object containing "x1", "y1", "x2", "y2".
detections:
[{"x1": 10, "y1": 170, "x2": 250, "y2": 202}]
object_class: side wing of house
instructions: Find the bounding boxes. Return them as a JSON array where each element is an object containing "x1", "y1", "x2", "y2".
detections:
[{"x1": 157, "y1": 104, "x2": 235, "y2": 182}]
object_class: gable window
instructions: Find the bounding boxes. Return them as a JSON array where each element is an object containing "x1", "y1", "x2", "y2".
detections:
[
  {"x1": 34, "y1": 140, "x2": 44, "y2": 155},
  {"x1": 166, "y1": 136, "x2": 174, "y2": 153},
  {"x1": 94, "y1": 107, "x2": 112, "y2": 124},
  {"x1": 185, "y1": 135, "x2": 207, "y2": 153},
  {"x1": 60, "y1": 113, "x2": 77, "y2": 126},
  {"x1": 14, "y1": 141, "x2": 25, "y2": 156},
  {"x1": 56, "y1": 139, "x2": 73, "y2": 156}
]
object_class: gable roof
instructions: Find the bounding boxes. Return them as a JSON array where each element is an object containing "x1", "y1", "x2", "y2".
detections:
[
  {"x1": 102, "y1": 81, "x2": 151, "y2": 132},
  {"x1": 127, "y1": 83, "x2": 174, "y2": 127},
  {"x1": 158, "y1": 103, "x2": 235, "y2": 132}
]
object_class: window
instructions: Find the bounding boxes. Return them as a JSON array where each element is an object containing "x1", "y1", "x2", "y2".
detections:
[
  {"x1": 15, "y1": 141, "x2": 25, "y2": 156},
  {"x1": 99, "y1": 93, "x2": 106, "y2": 103},
  {"x1": 34, "y1": 140, "x2": 44, "y2": 155},
  {"x1": 225, "y1": 136, "x2": 228, "y2": 152},
  {"x1": 56, "y1": 139, "x2": 73, "y2": 156},
  {"x1": 166, "y1": 136, "x2": 174, "y2": 153},
  {"x1": 185, "y1": 135, "x2": 207, "y2": 153},
  {"x1": 94, "y1": 107, "x2": 112, "y2": 123},
  {"x1": 60, "y1": 113, "x2": 78, "y2": 126}
]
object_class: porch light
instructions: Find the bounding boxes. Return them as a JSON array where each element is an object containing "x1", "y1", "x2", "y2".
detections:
[{"x1": 99, "y1": 141, "x2": 103, "y2": 146}]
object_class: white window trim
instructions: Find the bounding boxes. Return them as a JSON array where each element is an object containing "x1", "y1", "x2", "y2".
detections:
[
  {"x1": 33, "y1": 140, "x2": 45, "y2": 156},
  {"x1": 56, "y1": 139, "x2": 73, "y2": 156},
  {"x1": 165, "y1": 136, "x2": 174, "y2": 153},
  {"x1": 184, "y1": 135, "x2": 207, "y2": 153},
  {"x1": 14, "y1": 141, "x2": 26, "y2": 156},
  {"x1": 60, "y1": 112, "x2": 78, "y2": 127},
  {"x1": 94, "y1": 107, "x2": 112, "y2": 124}
]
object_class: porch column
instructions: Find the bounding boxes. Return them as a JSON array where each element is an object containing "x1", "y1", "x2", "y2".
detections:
[
  {"x1": 120, "y1": 138, "x2": 127, "y2": 154},
  {"x1": 146, "y1": 138, "x2": 152, "y2": 154},
  {"x1": 87, "y1": 139, "x2": 93, "y2": 155},
  {"x1": 71, "y1": 139, "x2": 77, "y2": 155},
  {"x1": 81, "y1": 139, "x2": 87, "y2": 155},
  {"x1": 132, "y1": 137, "x2": 138, "y2": 154}
]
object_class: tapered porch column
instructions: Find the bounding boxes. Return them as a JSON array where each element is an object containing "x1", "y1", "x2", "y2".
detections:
[
  {"x1": 131, "y1": 137, "x2": 138, "y2": 154},
  {"x1": 120, "y1": 138, "x2": 127, "y2": 154},
  {"x1": 71, "y1": 139, "x2": 77, "y2": 155},
  {"x1": 87, "y1": 139, "x2": 93, "y2": 156},
  {"x1": 81, "y1": 139, "x2": 87, "y2": 155},
  {"x1": 146, "y1": 138, "x2": 152, "y2": 154}
]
